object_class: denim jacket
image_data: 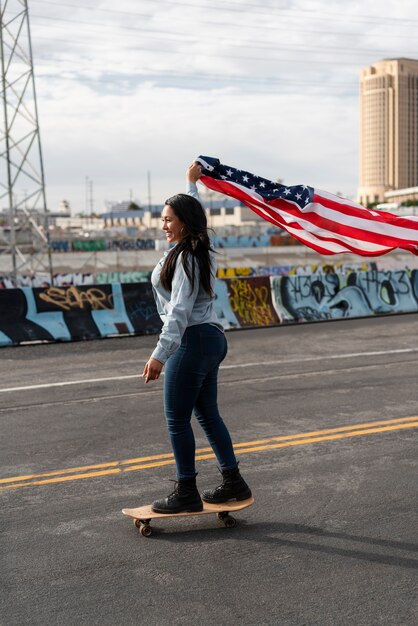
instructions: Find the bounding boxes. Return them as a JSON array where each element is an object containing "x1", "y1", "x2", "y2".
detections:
[{"x1": 150, "y1": 182, "x2": 224, "y2": 364}]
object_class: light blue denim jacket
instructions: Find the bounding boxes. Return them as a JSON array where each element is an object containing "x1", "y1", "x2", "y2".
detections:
[{"x1": 150, "y1": 181, "x2": 224, "y2": 364}]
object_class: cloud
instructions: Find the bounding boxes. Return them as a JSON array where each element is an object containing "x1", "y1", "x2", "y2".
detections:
[
  {"x1": 39, "y1": 78, "x2": 358, "y2": 210},
  {"x1": 11, "y1": 0, "x2": 418, "y2": 212}
]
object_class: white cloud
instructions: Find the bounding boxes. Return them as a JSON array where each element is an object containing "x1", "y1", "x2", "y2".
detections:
[{"x1": 9, "y1": 0, "x2": 418, "y2": 212}]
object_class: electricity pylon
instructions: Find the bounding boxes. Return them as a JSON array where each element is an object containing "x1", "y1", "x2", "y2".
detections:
[{"x1": 0, "y1": 0, "x2": 53, "y2": 286}]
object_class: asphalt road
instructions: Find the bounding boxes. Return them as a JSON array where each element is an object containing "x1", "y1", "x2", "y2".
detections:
[{"x1": 1, "y1": 315, "x2": 418, "y2": 626}]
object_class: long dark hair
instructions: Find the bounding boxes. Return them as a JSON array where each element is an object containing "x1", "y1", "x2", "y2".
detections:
[{"x1": 160, "y1": 193, "x2": 214, "y2": 297}]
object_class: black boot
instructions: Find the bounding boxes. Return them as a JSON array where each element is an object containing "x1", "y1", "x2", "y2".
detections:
[
  {"x1": 151, "y1": 476, "x2": 203, "y2": 514},
  {"x1": 201, "y1": 466, "x2": 252, "y2": 504}
]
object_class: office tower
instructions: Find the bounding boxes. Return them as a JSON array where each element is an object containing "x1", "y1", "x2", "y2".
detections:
[{"x1": 357, "y1": 58, "x2": 418, "y2": 206}]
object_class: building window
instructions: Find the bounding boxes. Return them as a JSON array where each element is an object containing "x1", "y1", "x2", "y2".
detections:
[
  {"x1": 210, "y1": 208, "x2": 221, "y2": 216},
  {"x1": 225, "y1": 207, "x2": 235, "y2": 215}
]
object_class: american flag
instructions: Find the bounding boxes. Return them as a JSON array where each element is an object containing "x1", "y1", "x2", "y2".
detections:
[{"x1": 195, "y1": 155, "x2": 418, "y2": 256}]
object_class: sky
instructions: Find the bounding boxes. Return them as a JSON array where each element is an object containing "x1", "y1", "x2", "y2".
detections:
[{"x1": 3, "y1": 0, "x2": 418, "y2": 214}]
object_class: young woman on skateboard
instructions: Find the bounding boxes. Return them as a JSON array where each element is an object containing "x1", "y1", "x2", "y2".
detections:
[{"x1": 142, "y1": 162, "x2": 252, "y2": 514}]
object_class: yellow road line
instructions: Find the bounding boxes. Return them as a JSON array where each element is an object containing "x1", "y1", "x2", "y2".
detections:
[
  {"x1": 0, "y1": 454, "x2": 174, "y2": 484},
  {"x1": 1, "y1": 416, "x2": 417, "y2": 492},
  {"x1": 231, "y1": 422, "x2": 418, "y2": 454},
  {"x1": 2, "y1": 415, "x2": 415, "y2": 486},
  {"x1": 0, "y1": 469, "x2": 122, "y2": 490},
  {"x1": 123, "y1": 422, "x2": 418, "y2": 470}
]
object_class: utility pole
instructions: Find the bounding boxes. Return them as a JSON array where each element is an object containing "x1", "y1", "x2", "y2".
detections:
[
  {"x1": 0, "y1": 0, "x2": 53, "y2": 286},
  {"x1": 89, "y1": 179, "x2": 93, "y2": 219},
  {"x1": 147, "y1": 170, "x2": 152, "y2": 211},
  {"x1": 85, "y1": 176, "x2": 89, "y2": 215}
]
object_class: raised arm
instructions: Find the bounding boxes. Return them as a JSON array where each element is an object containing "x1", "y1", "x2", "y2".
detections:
[{"x1": 186, "y1": 162, "x2": 202, "y2": 200}]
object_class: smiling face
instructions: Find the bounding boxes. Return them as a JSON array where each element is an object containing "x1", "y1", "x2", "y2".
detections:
[{"x1": 161, "y1": 204, "x2": 185, "y2": 243}]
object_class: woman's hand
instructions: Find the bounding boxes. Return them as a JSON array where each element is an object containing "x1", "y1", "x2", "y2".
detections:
[
  {"x1": 142, "y1": 358, "x2": 164, "y2": 384},
  {"x1": 187, "y1": 162, "x2": 202, "y2": 183}
]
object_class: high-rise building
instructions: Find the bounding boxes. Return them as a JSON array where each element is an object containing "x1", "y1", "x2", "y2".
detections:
[{"x1": 357, "y1": 58, "x2": 418, "y2": 206}]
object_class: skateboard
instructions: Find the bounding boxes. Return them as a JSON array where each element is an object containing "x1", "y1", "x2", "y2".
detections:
[{"x1": 122, "y1": 497, "x2": 254, "y2": 537}]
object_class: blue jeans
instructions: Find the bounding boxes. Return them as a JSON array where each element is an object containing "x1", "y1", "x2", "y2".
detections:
[{"x1": 163, "y1": 324, "x2": 238, "y2": 479}]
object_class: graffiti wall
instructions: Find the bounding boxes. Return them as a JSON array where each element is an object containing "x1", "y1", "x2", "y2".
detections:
[
  {"x1": 216, "y1": 267, "x2": 256, "y2": 279},
  {"x1": 40, "y1": 234, "x2": 285, "y2": 254},
  {"x1": 211, "y1": 235, "x2": 270, "y2": 248},
  {"x1": 0, "y1": 261, "x2": 386, "y2": 289},
  {"x1": 95, "y1": 271, "x2": 151, "y2": 284},
  {"x1": 0, "y1": 283, "x2": 161, "y2": 346},
  {"x1": 273, "y1": 269, "x2": 418, "y2": 321},
  {"x1": 0, "y1": 271, "x2": 151, "y2": 289},
  {"x1": 225, "y1": 277, "x2": 280, "y2": 327},
  {"x1": 50, "y1": 238, "x2": 156, "y2": 252},
  {"x1": 1, "y1": 270, "x2": 417, "y2": 347}
]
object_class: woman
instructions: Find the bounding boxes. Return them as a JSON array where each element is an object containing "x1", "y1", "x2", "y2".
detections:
[{"x1": 142, "y1": 162, "x2": 251, "y2": 514}]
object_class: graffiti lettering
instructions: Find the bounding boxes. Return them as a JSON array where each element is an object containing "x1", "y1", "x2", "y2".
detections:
[
  {"x1": 216, "y1": 267, "x2": 254, "y2": 279},
  {"x1": 96, "y1": 271, "x2": 151, "y2": 284},
  {"x1": 128, "y1": 301, "x2": 157, "y2": 321},
  {"x1": 38, "y1": 286, "x2": 113, "y2": 311},
  {"x1": 284, "y1": 274, "x2": 340, "y2": 303},
  {"x1": 349, "y1": 270, "x2": 417, "y2": 313},
  {"x1": 228, "y1": 279, "x2": 278, "y2": 326},
  {"x1": 275, "y1": 269, "x2": 418, "y2": 321},
  {"x1": 212, "y1": 235, "x2": 270, "y2": 248},
  {"x1": 288, "y1": 261, "x2": 374, "y2": 276}
]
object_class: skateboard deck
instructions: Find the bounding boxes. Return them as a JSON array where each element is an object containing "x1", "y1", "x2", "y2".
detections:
[{"x1": 122, "y1": 497, "x2": 254, "y2": 537}]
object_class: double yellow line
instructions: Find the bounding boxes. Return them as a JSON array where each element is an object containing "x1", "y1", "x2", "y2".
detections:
[{"x1": 1, "y1": 416, "x2": 417, "y2": 492}]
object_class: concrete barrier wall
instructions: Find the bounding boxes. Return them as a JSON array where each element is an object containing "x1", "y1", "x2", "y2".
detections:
[
  {"x1": 0, "y1": 283, "x2": 162, "y2": 347},
  {"x1": 1, "y1": 269, "x2": 417, "y2": 347},
  {"x1": 272, "y1": 269, "x2": 418, "y2": 322},
  {"x1": 50, "y1": 239, "x2": 156, "y2": 252},
  {"x1": 0, "y1": 261, "x2": 377, "y2": 289},
  {"x1": 46, "y1": 235, "x2": 289, "y2": 254}
]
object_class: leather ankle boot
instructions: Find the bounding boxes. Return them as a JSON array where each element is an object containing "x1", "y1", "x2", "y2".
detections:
[
  {"x1": 152, "y1": 476, "x2": 203, "y2": 514},
  {"x1": 201, "y1": 466, "x2": 252, "y2": 504}
]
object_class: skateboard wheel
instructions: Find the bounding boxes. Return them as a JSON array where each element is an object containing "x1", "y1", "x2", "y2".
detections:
[
  {"x1": 140, "y1": 523, "x2": 152, "y2": 537},
  {"x1": 135, "y1": 518, "x2": 151, "y2": 526},
  {"x1": 217, "y1": 512, "x2": 228, "y2": 522},
  {"x1": 224, "y1": 516, "x2": 237, "y2": 529}
]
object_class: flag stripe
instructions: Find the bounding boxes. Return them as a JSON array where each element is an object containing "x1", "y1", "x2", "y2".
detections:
[
  {"x1": 202, "y1": 176, "x2": 417, "y2": 245},
  {"x1": 247, "y1": 198, "x2": 396, "y2": 256},
  {"x1": 261, "y1": 203, "x2": 396, "y2": 254},
  {"x1": 313, "y1": 192, "x2": 418, "y2": 239},
  {"x1": 197, "y1": 156, "x2": 418, "y2": 257},
  {"x1": 201, "y1": 176, "x2": 396, "y2": 254},
  {"x1": 271, "y1": 200, "x2": 411, "y2": 248},
  {"x1": 316, "y1": 188, "x2": 418, "y2": 229}
]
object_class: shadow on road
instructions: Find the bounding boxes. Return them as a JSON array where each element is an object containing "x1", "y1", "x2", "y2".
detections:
[{"x1": 140, "y1": 520, "x2": 418, "y2": 570}]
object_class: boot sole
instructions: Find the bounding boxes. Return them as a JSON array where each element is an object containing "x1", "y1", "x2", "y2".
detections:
[
  {"x1": 201, "y1": 491, "x2": 252, "y2": 504},
  {"x1": 151, "y1": 503, "x2": 204, "y2": 514}
]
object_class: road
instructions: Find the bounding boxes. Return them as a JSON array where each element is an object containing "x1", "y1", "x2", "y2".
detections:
[{"x1": 1, "y1": 314, "x2": 418, "y2": 626}]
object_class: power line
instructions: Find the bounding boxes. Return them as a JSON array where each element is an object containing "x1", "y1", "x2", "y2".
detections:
[
  {"x1": 28, "y1": 7, "x2": 418, "y2": 42},
  {"x1": 31, "y1": 0, "x2": 418, "y2": 28},
  {"x1": 28, "y1": 22, "x2": 415, "y2": 59},
  {"x1": 30, "y1": 45, "x2": 371, "y2": 69},
  {"x1": 28, "y1": 17, "x2": 417, "y2": 68},
  {"x1": 25, "y1": 12, "x2": 416, "y2": 98},
  {"x1": 34, "y1": 65, "x2": 357, "y2": 91},
  {"x1": 27, "y1": 35, "x2": 414, "y2": 60}
]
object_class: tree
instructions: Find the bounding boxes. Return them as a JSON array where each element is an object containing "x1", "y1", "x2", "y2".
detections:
[{"x1": 128, "y1": 202, "x2": 142, "y2": 211}]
